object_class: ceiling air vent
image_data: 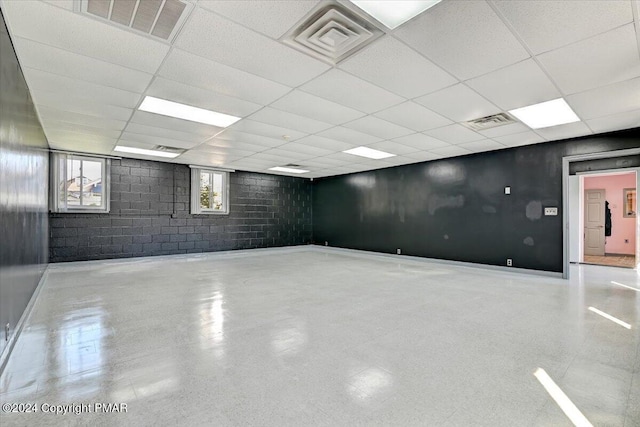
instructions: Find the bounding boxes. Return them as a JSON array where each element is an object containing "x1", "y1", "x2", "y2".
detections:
[
  {"x1": 79, "y1": 0, "x2": 192, "y2": 42},
  {"x1": 153, "y1": 145, "x2": 185, "y2": 155},
  {"x1": 281, "y1": 1, "x2": 384, "y2": 65},
  {"x1": 462, "y1": 113, "x2": 517, "y2": 131},
  {"x1": 284, "y1": 164, "x2": 302, "y2": 168}
]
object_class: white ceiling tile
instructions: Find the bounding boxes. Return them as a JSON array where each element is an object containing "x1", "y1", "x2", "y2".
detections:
[
  {"x1": 322, "y1": 152, "x2": 366, "y2": 163},
  {"x1": 130, "y1": 111, "x2": 223, "y2": 138},
  {"x1": 365, "y1": 141, "x2": 418, "y2": 155},
  {"x1": 37, "y1": 106, "x2": 127, "y2": 131},
  {"x1": 429, "y1": 146, "x2": 473, "y2": 157},
  {"x1": 493, "y1": 131, "x2": 544, "y2": 147},
  {"x1": 33, "y1": 91, "x2": 133, "y2": 121},
  {"x1": 375, "y1": 156, "x2": 416, "y2": 167},
  {"x1": 270, "y1": 90, "x2": 366, "y2": 125},
  {"x1": 373, "y1": 101, "x2": 453, "y2": 132},
  {"x1": 119, "y1": 132, "x2": 201, "y2": 150},
  {"x1": 213, "y1": 130, "x2": 286, "y2": 148},
  {"x1": 24, "y1": 68, "x2": 141, "y2": 108},
  {"x1": 174, "y1": 152, "x2": 235, "y2": 168},
  {"x1": 493, "y1": 0, "x2": 633, "y2": 55},
  {"x1": 403, "y1": 151, "x2": 445, "y2": 162},
  {"x1": 226, "y1": 120, "x2": 306, "y2": 142},
  {"x1": 190, "y1": 144, "x2": 255, "y2": 159},
  {"x1": 41, "y1": 120, "x2": 123, "y2": 139},
  {"x1": 424, "y1": 124, "x2": 484, "y2": 144},
  {"x1": 458, "y1": 140, "x2": 506, "y2": 153},
  {"x1": 476, "y1": 122, "x2": 530, "y2": 138},
  {"x1": 45, "y1": 130, "x2": 117, "y2": 147},
  {"x1": 175, "y1": 7, "x2": 329, "y2": 86},
  {"x1": 315, "y1": 127, "x2": 381, "y2": 146},
  {"x1": 124, "y1": 123, "x2": 207, "y2": 143},
  {"x1": 586, "y1": 110, "x2": 640, "y2": 134},
  {"x1": 3, "y1": 0, "x2": 168, "y2": 73},
  {"x1": 466, "y1": 59, "x2": 561, "y2": 110},
  {"x1": 306, "y1": 156, "x2": 352, "y2": 167},
  {"x1": 340, "y1": 36, "x2": 457, "y2": 98},
  {"x1": 159, "y1": 49, "x2": 291, "y2": 106},
  {"x1": 259, "y1": 148, "x2": 311, "y2": 162},
  {"x1": 295, "y1": 135, "x2": 356, "y2": 152},
  {"x1": 537, "y1": 24, "x2": 640, "y2": 95},
  {"x1": 205, "y1": 139, "x2": 270, "y2": 153},
  {"x1": 299, "y1": 69, "x2": 404, "y2": 114},
  {"x1": 274, "y1": 143, "x2": 334, "y2": 157},
  {"x1": 392, "y1": 134, "x2": 450, "y2": 150},
  {"x1": 146, "y1": 78, "x2": 261, "y2": 118},
  {"x1": 342, "y1": 116, "x2": 414, "y2": 140},
  {"x1": 414, "y1": 84, "x2": 501, "y2": 122},
  {"x1": 246, "y1": 152, "x2": 301, "y2": 163},
  {"x1": 48, "y1": 140, "x2": 115, "y2": 155},
  {"x1": 534, "y1": 122, "x2": 593, "y2": 141},
  {"x1": 14, "y1": 38, "x2": 152, "y2": 93},
  {"x1": 198, "y1": 1, "x2": 320, "y2": 39},
  {"x1": 247, "y1": 107, "x2": 333, "y2": 134},
  {"x1": 566, "y1": 77, "x2": 640, "y2": 120},
  {"x1": 395, "y1": 0, "x2": 529, "y2": 80}
]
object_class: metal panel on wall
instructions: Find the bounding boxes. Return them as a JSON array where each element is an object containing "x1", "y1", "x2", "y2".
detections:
[{"x1": 0, "y1": 9, "x2": 49, "y2": 358}]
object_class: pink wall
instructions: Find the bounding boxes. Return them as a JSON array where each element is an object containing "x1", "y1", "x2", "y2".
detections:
[{"x1": 584, "y1": 172, "x2": 636, "y2": 255}]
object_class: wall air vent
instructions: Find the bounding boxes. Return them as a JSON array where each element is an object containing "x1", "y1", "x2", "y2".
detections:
[
  {"x1": 281, "y1": 1, "x2": 385, "y2": 65},
  {"x1": 462, "y1": 113, "x2": 517, "y2": 131},
  {"x1": 78, "y1": 0, "x2": 193, "y2": 42}
]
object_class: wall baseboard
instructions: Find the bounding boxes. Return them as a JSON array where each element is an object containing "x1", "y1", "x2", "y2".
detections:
[{"x1": 0, "y1": 266, "x2": 49, "y2": 376}]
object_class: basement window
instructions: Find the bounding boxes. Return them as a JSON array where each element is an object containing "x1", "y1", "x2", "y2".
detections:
[
  {"x1": 51, "y1": 152, "x2": 110, "y2": 213},
  {"x1": 190, "y1": 167, "x2": 229, "y2": 215}
]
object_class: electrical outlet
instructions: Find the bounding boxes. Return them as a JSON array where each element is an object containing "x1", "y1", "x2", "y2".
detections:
[
  {"x1": 397, "y1": 248, "x2": 401, "y2": 255},
  {"x1": 506, "y1": 259, "x2": 513, "y2": 267},
  {"x1": 324, "y1": 241, "x2": 328, "y2": 246},
  {"x1": 544, "y1": 207, "x2": 558, "y2": 216}
]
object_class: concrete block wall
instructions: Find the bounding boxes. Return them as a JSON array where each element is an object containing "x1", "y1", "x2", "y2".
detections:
[{"x1": 49, "y1": 158, "x2": 312, "y2": 262}]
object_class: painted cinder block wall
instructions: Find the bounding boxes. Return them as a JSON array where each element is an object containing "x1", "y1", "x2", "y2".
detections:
[
  {"x1": 49, "y1": 158, "x2": 312, "y2": 262},
  {"x1": 584, "y1": 172, "x2": 636, "y2": 255}
]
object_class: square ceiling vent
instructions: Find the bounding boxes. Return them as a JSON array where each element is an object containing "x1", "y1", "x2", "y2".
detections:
[
  {"x1": 281, "y1": 2, "x2": 385, "y2": 65},
  {"x1": 77, "y1": 0, "x2": 193, "y2": 42}
]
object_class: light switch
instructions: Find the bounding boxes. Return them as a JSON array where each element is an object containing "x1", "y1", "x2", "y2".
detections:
[{"x1": 505, "y1": 186, "x2": 511, "y2": 195}]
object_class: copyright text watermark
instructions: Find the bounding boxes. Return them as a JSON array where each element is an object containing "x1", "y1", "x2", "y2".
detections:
[{"x1": 2, "y1": 402, "x2": 128, "y2": 415}]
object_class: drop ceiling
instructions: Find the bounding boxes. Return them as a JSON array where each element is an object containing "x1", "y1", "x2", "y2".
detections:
[{"x1": 1, "y1": 0, "x2": 639, "y2": 178}]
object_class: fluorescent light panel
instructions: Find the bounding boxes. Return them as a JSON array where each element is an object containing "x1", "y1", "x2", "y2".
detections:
[
  {"x1": 350, "y1": 1, "x2": 442, "y2": 29},
  {"x1": 534, "y1": 368, "x2": 593, "y2": 427},
  {"x1": 138, "y1": 96, "x2": 241, "y2": 128},
  {"x1": 588, "y1": 306, "x2": 632, "y2": 329},
  {"x1": 114, "y1": 146, "x2": 180, "y2": 158},
  {"x1": 509, "y1": 98, "x2": 580, "y2": 129},
  {"x1": 269, "y1": 166, "x2": 309, "y2": 174},
  {"x1": 343, "y1": 146, "x2": 396, "y2": 160}
]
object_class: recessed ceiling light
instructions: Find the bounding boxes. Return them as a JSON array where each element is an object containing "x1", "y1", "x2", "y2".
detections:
[
  {"x1": 343, "y1": 146, "x2": 396, "y2": 159},
  {"x1": 138, "y1": 96, "x2": 241, "y2": 127},
  {"x1": 350, "y1": 0, "x2": 442, "y2": 29},
  {"x1": 269, "y1": 166, "x2": 310, "y2": 174},
  {"x1": 114, "y1": 146, "x2": 180, "y2": 158},
  {"x1": 509, "y1": 98, "x2": 580, "y2": 129}
]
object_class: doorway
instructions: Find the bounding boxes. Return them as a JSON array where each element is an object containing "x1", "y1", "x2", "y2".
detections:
[
  {"x1": 580, "y1": 172, "x2": 637, "y2": 268},
  {"x1": 562, "y1": 148, "x2": 640, "y2": 279}
]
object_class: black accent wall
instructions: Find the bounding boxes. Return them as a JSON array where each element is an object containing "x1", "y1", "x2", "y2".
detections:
[
  {"x1": 0, "y1": 10, "x2": 49, "y2": 357},
  {"x1": 49, "y1": 158, "x2": 312, "y2": 262},
  {"x1": 313, "y1": 129, "x2": 640, "y2": 273}
]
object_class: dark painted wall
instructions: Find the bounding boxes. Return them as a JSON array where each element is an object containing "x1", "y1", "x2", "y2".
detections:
[
  {"x1": 49, "y1": 158, "x2": 312, "y2": 262},
  {"x1": 313, "y1": 129, "x2": 640, "y2": 273},
  {"x1": 0, "y1": 10, "x2": 49, "y2": 356}
]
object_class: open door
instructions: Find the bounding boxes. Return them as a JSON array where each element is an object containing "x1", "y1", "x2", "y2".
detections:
[{"x1": 584, "y1": 189, "x2": 605, "y2": 256}]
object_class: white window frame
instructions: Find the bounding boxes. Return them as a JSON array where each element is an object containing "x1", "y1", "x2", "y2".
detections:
[
  {"x1": 190, "y1": 166, "x2": 231, "y2": 215},
  {"x1": 51, "y1": 152, "x2": 110, "y2": 213}
]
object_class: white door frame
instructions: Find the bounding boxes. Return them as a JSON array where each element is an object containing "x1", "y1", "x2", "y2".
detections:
[{"x1": 562, "y1": 147, "x2": 640, "y2": 279}]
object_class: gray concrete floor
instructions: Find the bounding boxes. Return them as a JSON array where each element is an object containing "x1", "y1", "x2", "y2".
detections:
[{"x1": 0, "y1": 246, "x2": 638, "y2": 426}]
